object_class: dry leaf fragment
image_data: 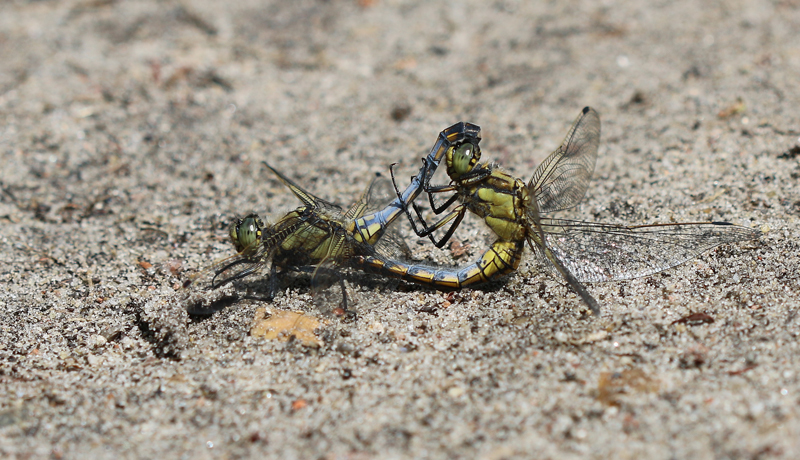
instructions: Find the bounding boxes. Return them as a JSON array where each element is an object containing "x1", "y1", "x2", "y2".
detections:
[
  {"x1": 597, "y1": 368, "x2": 659, "y2": 406},
  {"x1": 575, "y1": 330, "x2": 609, "y2": 345},
  {"x1": 672, "y1": 312, "x2": 714, "y2": 326},
  {"x1": 291, "y1": 399, "x2": 308, "y2": 411},
  {"x1": 717, "y1": 99, "x2": 745, "y2": 118},
  {"x1": 250, "y1": 308, "x2": 324, "y2": 347},
  {"x1": 449, "y1": 240, "x2": 469, "y2": 258}
]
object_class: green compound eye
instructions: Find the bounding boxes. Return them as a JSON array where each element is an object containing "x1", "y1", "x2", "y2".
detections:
[
  {"x1": 450, "y1": 142, "x2": 478, "y2": 178},
  {"x1": 230, "y1": 214, "x2": 263, "y2": 253}
]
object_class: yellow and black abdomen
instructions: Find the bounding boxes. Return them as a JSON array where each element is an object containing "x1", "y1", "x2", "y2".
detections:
[{"x1": 355, "y1": 238, "x2": 524, "y2": 289}]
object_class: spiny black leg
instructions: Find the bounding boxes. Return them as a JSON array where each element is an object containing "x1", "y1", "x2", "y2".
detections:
[
  {"x1": 390, "y1": 163, "x2": 434, "y2": 238},
  {"x1": 391, "y1": 163, "x2": 462, "y2": 243},
  {"x1": 427, "y1": 207, "x2": 467, "y2": 248},
  {"x1": 457, "y1": 166, "x2": 493, "y2": 186},
  {"x1": 211, "y1": 258, "x2": 260, "y2": 288},
  {"x1": 426, "y1": 187, "x2": 460, "y2": 214},
  {"x1": 337, "y1": 275, "x2": 356, "y2": 318},
  {"x1": 263, "y1": 264, "x2": 280, "y2": 301},
  {"x1": 405, "y1": 203, "x2": 468, "y2": 248},
  {"x1": 389, "y1": 158, "x2": 469, "y2": 249}
]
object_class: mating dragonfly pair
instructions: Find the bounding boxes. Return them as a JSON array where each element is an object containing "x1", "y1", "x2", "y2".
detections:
[{"x1": 189, "y1": 107, "x2": 759, "y2": 316}]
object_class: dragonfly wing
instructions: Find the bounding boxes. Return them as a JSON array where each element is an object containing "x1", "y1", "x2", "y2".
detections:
[
  {"x1": 263, "y1": 162, "x2": 343, "y2": 214},
  {"x1": 310, "y1": 255, "x2": 348, "y2": 316},
  {"x1": 372, "y1": 227, "x2": 413, "y2": 260},
  {"x1": 536, "y1": 219, "x2": 760, "y2": 283},
  {"x1": 528, "y1": 107, "x2": 601, "y2": 213},
  {"x1": 526, "y1": 231, "x2": 601, "y2": 314},
  {"x1": 344, "y1": 176, "x2": 374, "y2": 220},
  {"x1": 358, "y1": 173, "x2": 414, "y2": 257},
  {"x1": 364, "y1": 174, "x2": 401, "y2": 213},
  {"x1": 344, "y1": 172, "x2": 392, "y2": 220}
]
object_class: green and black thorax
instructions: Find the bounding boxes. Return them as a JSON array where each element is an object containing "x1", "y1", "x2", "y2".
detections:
[
  {"x1": 459, "y1": 167, "x2": 530, "y2": 244},
  {"x1": 229, "y1": 203, "x2": 363, "y2": 272},
  {"x1": 445, "y1": 139, "x2": 530, "y2": 244}
]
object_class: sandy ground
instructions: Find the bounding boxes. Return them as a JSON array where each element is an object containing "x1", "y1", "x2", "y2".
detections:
[{"x1": 1, "y1": 0, "x2": 799, "y2": 458}]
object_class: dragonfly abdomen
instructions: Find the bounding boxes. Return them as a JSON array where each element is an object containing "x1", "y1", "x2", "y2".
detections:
[{"x1": 355, "y1": 239, "x2": 524, "y2": 289}]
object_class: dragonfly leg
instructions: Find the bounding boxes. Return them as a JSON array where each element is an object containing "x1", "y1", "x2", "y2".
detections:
[
  {"x1": 404, "y1": 204, "x2": 467, "y2": 248},
  {"x1": 423, "y1": 205, "x2": 467, "y2": 248},
  {"x1": 422, "y1": 163, "x2": 490, "y2": 214},
  {"x1": 308, "y1": 264, "x2": 355, "y2": 317},
  {"x1": 402, "y1": 189, "x2": 458, "y2": 240},
  {"x1": 239, "y1": 264, "x2": 281, "y2": 302},
  {"x1": 211, "y1": 258, "x2": 262, "y2": 288},
  {"x1": 424, "y1": 184, "x2": 460, "y2": 214},
  {"x1": 390, "y1": 163, "x2": 455, "y2": 240},
  {"x1": 337, "y1": 275, "x2": 354, "y2": 317},
  {"x1": 263, "y1": 263, "x2": 280, "y2": 300},
  {"x1": 389, "y1": 163, "x2": 466, "y2": 247},
  {"x1": 415, "y1": 169, "x2": 491, "y2": 247},
  {"x1": 407, "y1": 170, "x2": 483, "y2": 245}
]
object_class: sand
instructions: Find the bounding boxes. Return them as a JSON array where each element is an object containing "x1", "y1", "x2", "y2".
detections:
[{"x1": 1, "y1": 0, "x2": 799, "y2": 458}]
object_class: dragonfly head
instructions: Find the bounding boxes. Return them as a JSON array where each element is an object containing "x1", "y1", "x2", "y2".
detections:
[
  {"x1": 229, "y1": 213, "x2": 264, "y2": 253},
  {"x1": 446, "y1": 141, "x2": 481, "y2": 180}
]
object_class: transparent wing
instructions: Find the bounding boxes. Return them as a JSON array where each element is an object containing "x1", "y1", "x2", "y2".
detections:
[
  {"x1": 310, "y1": 254, "x2": 347, "y2": 316},
  {"x1": 362, "y1": 174, "x2": 400, "y2": 213},
  {"x1": 264, "y1": 162, "x2": 344, "y2": 217},
  {"x1": 372, "y1": 228, "x2": 413, "y2": 261},
  {"x1": 360, "y1": 174, "x2": 414, "y2": 258},
  {"x1": 526, "y1": 239, "x2": 601, "y2": 315},
  {"x1": 343, "y1": 175, "x2": 377, "y2": 221},
  {"x1": 528, "y1": 107, "x2": 601, "y2": 213},
  {"x1": 531, "y1": 219, "x2": 760, "y2": 283}
]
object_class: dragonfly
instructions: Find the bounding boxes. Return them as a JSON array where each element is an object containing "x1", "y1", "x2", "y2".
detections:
[
  {"x1": 396, "y1": 107, "x2": 761, "y2": 315},
  {"x1": 210, "y1": 163, "x2": 410, "y2": 313},
  {"x1": 188, "y1": 122, "x2": 520, "y2": 311}
]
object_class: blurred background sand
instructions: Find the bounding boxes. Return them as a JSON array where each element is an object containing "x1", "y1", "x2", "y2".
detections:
[{"x1": 1, "y1": 1, "x2": 799, "y2": 458}]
